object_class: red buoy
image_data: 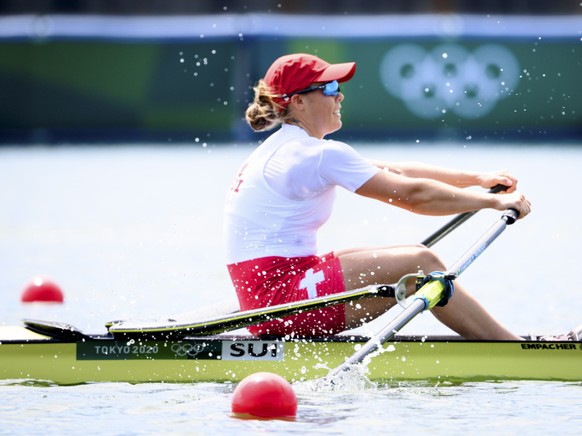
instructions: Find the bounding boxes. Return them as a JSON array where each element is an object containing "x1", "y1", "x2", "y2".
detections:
[
  {"x1": 21, "y1": 277, "x2": 64, "y2": 303},
  {"x1": 231, "y1": 372, "x2": 297, "y2": 419}
]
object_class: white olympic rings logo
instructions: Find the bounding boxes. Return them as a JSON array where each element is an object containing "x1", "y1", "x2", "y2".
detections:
[
  {"x1": 379, "y1": 43, "x2": 520, "y2": 119},
  {"x1": 171, "y1": 342, "x2": 205, "y2": 357}
]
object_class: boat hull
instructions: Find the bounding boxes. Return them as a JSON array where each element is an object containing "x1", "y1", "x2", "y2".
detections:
[{"x1": 0, "y1": 326, "x2": 580, "y2": 384}]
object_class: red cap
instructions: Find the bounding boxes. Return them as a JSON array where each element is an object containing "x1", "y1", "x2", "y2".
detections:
[{"x1": 264, "y1": 53, "x2": 356, "y2": 105}]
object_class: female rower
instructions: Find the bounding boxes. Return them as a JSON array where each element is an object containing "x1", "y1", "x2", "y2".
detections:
[{"x1": 223, "y1": 53, "x2": 532, "y2": 340}]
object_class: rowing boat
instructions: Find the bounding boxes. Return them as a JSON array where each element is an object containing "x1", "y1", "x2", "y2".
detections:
[
  {"x1": 0, "y1": 321, "x2": 580, "y2": 385},
  {"x1": 4, "y1": 208, "x2": 578, "y2": 385}
]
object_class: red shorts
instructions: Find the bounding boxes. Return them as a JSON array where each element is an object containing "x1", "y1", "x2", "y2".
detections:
[{"x1": 227, "y1": 252, "x2": 346, "y2": 337}]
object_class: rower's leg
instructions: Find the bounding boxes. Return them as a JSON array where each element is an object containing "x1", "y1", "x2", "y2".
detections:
[
  {"x1": 430, "y1": 284, "x2": 521, "y2": 340},
  {"x1": 336, "y1": 245, "x2": 521, "y2": 340}
]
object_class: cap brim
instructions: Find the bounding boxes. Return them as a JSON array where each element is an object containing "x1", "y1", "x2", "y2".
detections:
[{"x1": 315, "y1": 62, "x2": 356, "y2": 84}]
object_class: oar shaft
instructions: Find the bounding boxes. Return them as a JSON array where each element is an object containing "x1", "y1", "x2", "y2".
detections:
[
  {"x1": 199, "y1": 285, "x2": 395, "y2": 334},
  {"x1": 421, "y1": 211, "x2": 476, "y2": 247},
  {"x1": 327, "y1": 298, "x2": 426, "y2": 377},
  {"x1": 110, "y1": 284, "x2": 396, "y2": 337},
  {"x1": 448, "y1": 209, "x2": 518, "y2": 278}
]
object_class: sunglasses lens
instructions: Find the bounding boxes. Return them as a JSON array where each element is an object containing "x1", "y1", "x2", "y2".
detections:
[{"x1": 323, "y1": 80, "x2": 340, "y2": 96}]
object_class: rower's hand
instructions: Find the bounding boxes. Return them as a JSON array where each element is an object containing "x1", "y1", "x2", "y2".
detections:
[
  {"x1": 497, "y1": 192, "x2": 532, "y2": 219},
  {"x1": 479, "y1": 171, "x2": 518, "y2": 193}
]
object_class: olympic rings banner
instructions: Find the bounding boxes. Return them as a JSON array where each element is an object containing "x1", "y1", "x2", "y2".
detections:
[
  {"x1": 379, "y1": 43, "x2": 520, "y2": 120},
  {"x1": 0, "y1": 14, "x2": 580, "y2": 143},
  {"x1": 333, "y1": 38, "x2": 581, "y2": 141}
]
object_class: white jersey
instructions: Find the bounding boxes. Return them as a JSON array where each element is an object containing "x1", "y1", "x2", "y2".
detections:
[{"x1": 224, "y1": 124, "x2": 379, "y2": 263}]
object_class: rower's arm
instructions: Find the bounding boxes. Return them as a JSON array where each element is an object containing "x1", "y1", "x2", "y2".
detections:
[
  {"x1": 355, "y1": 169, "x2": 530, "y2": 218},
  {"x1": 368, "y1": 160, "x2": 517, "y2": 192}
]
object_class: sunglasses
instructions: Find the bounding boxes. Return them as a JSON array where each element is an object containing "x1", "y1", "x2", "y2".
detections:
[{"x1": 283, "y1": 80, "x2": 341, "y2": 99}]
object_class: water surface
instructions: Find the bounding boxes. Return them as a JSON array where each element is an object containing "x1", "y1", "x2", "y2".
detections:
[{"x1": 1, "y1": 143, "x2": 581, "y2": 434}]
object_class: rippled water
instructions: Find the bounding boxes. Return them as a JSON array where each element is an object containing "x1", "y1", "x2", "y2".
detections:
[
  {"x1": 1, "y1": 380, "x2": 581, "y2": 434},
  {"x1": 1, "y1": 143, "x2": 581, "y2": 434}
]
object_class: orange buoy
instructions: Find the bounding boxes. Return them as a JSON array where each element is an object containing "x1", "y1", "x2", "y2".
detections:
[
  {"x1": 231, "y1": 372, "x2": 297, "y2": 420},
  {"x1": 21, "y1": 277, "x2": 64, "y2": 303}
]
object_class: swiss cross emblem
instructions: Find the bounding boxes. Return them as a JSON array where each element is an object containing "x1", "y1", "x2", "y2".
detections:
[{"x1": 299, "y1": 268, "x2": 325, "y2": 299}]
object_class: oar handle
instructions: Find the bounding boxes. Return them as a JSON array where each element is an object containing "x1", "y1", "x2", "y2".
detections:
[
  {"x1": 503, "y1": 208, "x2": 519, "y2": 225},
  {"x1": 490, "y1": 183, "x2": 511, "y2": 194}
]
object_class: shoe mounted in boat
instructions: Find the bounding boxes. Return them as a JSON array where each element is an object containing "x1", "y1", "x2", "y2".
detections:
[{"x1": 535, "y1": 324, "x2": 582, "y2": 342}]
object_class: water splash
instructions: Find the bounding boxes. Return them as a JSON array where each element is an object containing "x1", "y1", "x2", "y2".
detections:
[{"x1": 295, "y1": 364, "x2": 376, "y2": 393}]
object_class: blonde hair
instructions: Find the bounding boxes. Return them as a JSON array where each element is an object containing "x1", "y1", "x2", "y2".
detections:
[{"x1": 245, "y1": 80, "x2": 292, "y2": 132}]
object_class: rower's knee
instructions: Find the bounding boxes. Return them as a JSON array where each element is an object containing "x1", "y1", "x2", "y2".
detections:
[{"x1": 412, "y1": 245, "x2": 446, "y2": 272}]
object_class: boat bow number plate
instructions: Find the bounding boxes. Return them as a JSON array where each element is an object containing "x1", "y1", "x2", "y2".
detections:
[{"x1": 76, "y1": 339, "x2": 284, "y2": 361}]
